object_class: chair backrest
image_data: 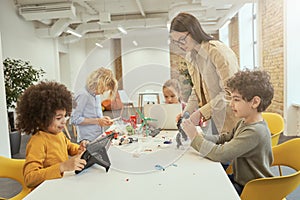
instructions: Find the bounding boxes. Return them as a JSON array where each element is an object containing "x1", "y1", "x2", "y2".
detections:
[
  {"x1": 240, "y1": 138, "x2": 300, "y2": 200},
  {"x1": 262, "y1": 112, "x2": 284, "y2": 146},
  {"x1": 0, "y1": 156, "x2": 31, "y2": 200},
  {"x1": 240, "y1": 171, "x2": 300, "y2": 200},
  {"x1": 272, "y1": 138, "x2": 300, "y2": 171}
]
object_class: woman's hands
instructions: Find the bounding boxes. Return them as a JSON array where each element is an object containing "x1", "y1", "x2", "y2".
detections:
[
  {"x1": 190, "y1": 110, "x2": 201, "y2": 125},
  {"x1": 181, "y1": 119, "x2": 198, "y2": 140},
  {"x1": 175, "y1": 113, "x2": 182, "y2": 123}
]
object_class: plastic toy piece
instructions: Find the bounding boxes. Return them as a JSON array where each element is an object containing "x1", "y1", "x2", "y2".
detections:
[
  {"x1": 111, "y1": 116, "x2": 121, "y2": 122},
  {"x1": 125, "y1": 125, "x2": 135, "y2": 135},
  {"x1": 121, "y1": 114, "x2": 138, "y2": 131},
  {"x1": 148, "y1": 127, "x2": 162, "y2": 137},
  {"x1": 118, "y1": 136, "x2": 138, "y2": 145},
  {"x1": 176, "y1": 111, "x2": 190, "y2": 148},
  {"x1": 155, "y1": 164, "x2": 165, "y2": 171},
  {"x1": 136, "y1": 108, "x2": 157, "y2": 135},
  {"x1": 75, "y1": 132, "x2": 116, "y2": 174}
]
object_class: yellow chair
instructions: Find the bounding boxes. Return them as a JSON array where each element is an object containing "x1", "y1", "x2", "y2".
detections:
[
  {"x1": 240, "y1": 138, "x2": 300, "y2": 200},
  {"x1": 262, "y1": 112, "x2": 284, "y2": 146},
  {"x1": 0, "y1": 156, "x2": 31, "y2": 200}
]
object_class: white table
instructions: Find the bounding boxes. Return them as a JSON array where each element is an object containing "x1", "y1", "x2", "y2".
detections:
[{"x1": 24, "y1": 130, "x2": 240, "y2": 200}]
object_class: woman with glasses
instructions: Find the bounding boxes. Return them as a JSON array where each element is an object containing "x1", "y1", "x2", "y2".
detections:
[{"x1": 170, "y1": 12, "x2": 239, "y2": 135}]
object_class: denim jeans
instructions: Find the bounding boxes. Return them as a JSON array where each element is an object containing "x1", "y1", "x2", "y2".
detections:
[
  {"x1": 222, "y1": 163, "x2": 244, "y2": 195},
  {"x1": 228, "y1": 174, "x2": 244, "y2": 195}
]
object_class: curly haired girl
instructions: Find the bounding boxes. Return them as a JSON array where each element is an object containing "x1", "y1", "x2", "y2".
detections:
[{"x1": 16, "y1": 81, "x2": 87, "y2": 189}]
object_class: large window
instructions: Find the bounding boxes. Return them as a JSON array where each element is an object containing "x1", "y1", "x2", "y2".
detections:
[
  {"x1": 219, "y1": 21, "x2": 229, "y2": 46},
  {"x1": 238, "y1": 3, "x2": 258, "y2": 69}
]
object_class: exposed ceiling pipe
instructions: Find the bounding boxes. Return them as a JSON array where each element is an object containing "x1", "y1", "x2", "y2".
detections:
[
  {"x1": 39, "y1": 19, "x2": 53, "y2": 25},
  {"x1": 61, "y1": 18, "x2": 167, "y2": 44},
  {"x1": 100, "y1": 18, "x2": 166, "y2": 30},
  {"x1": 72, "y1": 12, "x2": 98, "y2": 23},
  {"x1": 215, "y1": 3, "x2": 244, "y2": 30},
  {"x1": 35, "y1": 13, "x2": 168, "y2": 38},
  {"x1": 76, "y1": 22, "x2": 100, "y2": 35},
  {"x1": 75, "y1": 1, "x2": 98, "y2": 15},
  {"x1": 36, "y1": 18, "x2": 71, "y2": 38},
  {"x1": 62, "y1": 30, "x2": 119, "y2": 44},
  {"x1": 168, "y1": 3, "x2": 204, "y2": 20},
  {"x1": 135, "y1": 0, "x2": 146, "y2": 17},
  {"x1": 36, "y1": 15, "x2": 218, "y2": 40}
]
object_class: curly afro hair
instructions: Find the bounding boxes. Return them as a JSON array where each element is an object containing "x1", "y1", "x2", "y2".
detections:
[
  {"x1": 15, "y1": 81, "x2": 73, "y2": 135},
  {"x1": 226, "y1": 69, "x2": 274, "y2": 112}
]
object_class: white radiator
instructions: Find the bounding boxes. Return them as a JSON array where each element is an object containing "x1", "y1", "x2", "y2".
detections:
[{"x1": 287, "y1": 103, "x2": 300, "y2": 136}]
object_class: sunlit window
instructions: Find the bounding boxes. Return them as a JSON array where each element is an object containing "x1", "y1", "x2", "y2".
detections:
[{"x1": 238, "y1": 3, "x2": 258, "y2": 69}]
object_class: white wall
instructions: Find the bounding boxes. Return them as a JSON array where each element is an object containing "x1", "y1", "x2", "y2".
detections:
[
  {"x1": 285, "y1": 0, "x2": 300, "y2": 135},
  {"x1": 0, "y1": 0, "x2": 60, "y2": 81},
  {"x1": 0, "y1": 0, "x2": 61, "y2": 155},
  {"x1": 238, "y1": 3, "x2": 258, "y2": 69},
  {"x1": 219, "y1": 23, "x2": 229, "y2": 46},
  {"x1": 0, "y1": 33, "x2": 11, "y2": 157},
  {"x1": 70, "y1": 28, "x2": 171, "y2": 106},
  {"x1": 72, "y1": 38, "x2": 113, "y2": 92},
  {"x1": 121, "y1": 28, "x2": 170, "y2": 106},
  {"x1": 68, "y1": 40, "x2": 89, "y2": 91}
]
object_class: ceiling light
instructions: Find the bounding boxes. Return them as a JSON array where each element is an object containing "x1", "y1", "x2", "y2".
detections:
[
  {"x1": 66, "y1": 29, "x2": 82, "y2": 38},
  {"x1": 95, "y1": 43, "x2": 103, "y2": 48},
  {"x1": 132, "y1": 40, "x2": 138, "y2": 46},
  {"x1": 117, "y1": 26, "x2": 127, "y2": 34}
]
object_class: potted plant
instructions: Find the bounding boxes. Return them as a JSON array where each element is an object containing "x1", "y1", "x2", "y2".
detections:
[{"x1": 3, "y1": 58, "x2": 45, "y2": 155}]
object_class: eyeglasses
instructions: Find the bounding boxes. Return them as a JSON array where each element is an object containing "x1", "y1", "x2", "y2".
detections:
[{"x1": 172, "y1": 32, "x2": 190, "y2": 46}]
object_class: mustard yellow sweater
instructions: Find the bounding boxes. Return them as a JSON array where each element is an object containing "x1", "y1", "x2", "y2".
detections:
[{"x1": 23, "y1": 131, "x2": 79, "y2": 188}]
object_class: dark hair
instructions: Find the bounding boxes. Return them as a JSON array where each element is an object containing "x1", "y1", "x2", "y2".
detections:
[
  {"x1": 170, "y1": 12, "x2": 213, "y2": 43},
  {"x1": 16, "y1": 81, "x2": 73, "y2": 135},
  {"x1": 226, "y1": 69, "x2": 274, "y2": 112}
]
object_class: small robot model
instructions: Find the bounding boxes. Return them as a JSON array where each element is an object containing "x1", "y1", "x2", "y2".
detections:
[{"x1": 176, "y1": 111, "x2": 190, "y2": 148}]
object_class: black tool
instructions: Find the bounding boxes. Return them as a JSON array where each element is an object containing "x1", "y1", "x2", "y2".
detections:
[{"x1": 75, "y1": 132, "x2": 115, "y2": 174}]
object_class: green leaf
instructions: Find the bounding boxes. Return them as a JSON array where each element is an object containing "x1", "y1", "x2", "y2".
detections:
[{"x1": 3, "y1": 58, "x2": 45, "y2": 109}]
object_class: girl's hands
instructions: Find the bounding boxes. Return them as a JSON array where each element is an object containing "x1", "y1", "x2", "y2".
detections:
[
  {"x1": 98, "y1": 116, "x2": 114, "y2": 126},
  {"x1": 78, "y1": 140, "x2": 88, "y2": 154},
  {"x1": 60, "y1": 151, "x2": 87, "y2": 173}
]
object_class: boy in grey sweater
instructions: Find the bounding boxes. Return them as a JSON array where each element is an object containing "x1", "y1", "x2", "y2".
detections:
[{"x1": 182, "y1": 69, "x2": 274, "y2": 195}]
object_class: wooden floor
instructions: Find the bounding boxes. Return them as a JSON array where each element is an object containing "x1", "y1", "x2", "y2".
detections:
[{"x1": 1, "y1": 133, "x2": 300, "y2": 199}]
